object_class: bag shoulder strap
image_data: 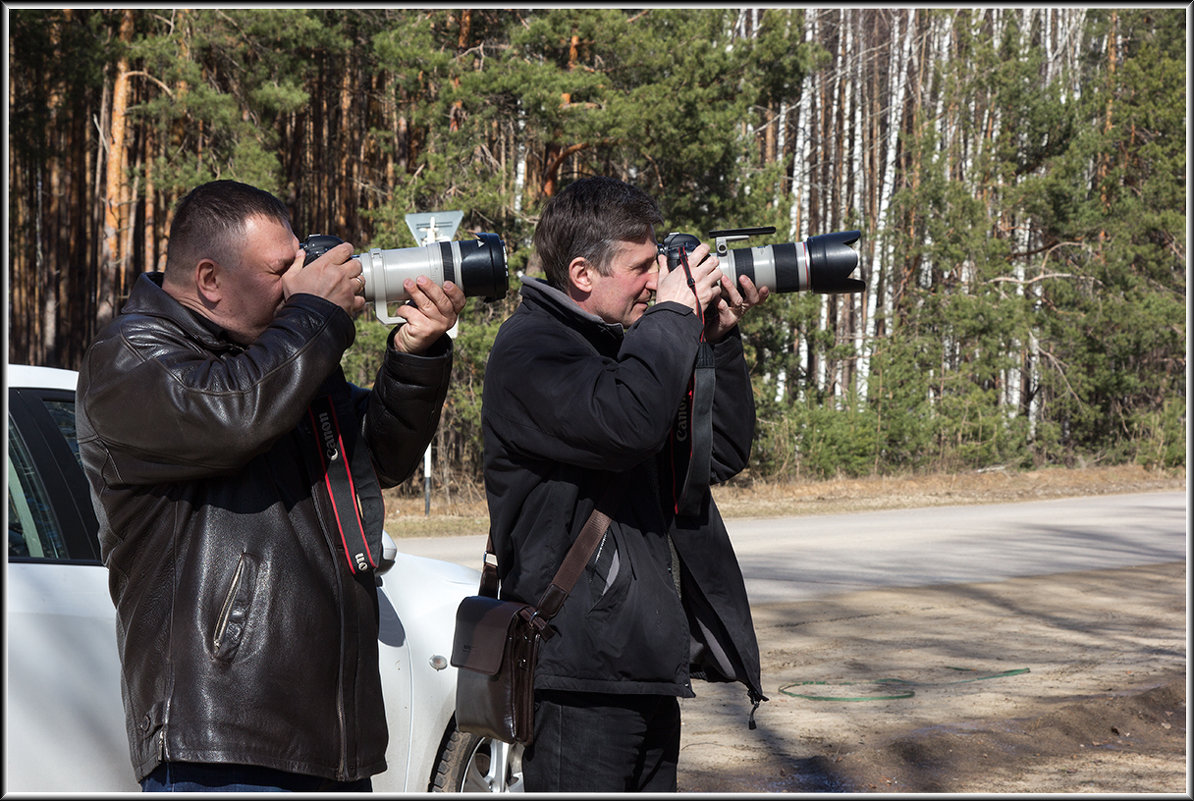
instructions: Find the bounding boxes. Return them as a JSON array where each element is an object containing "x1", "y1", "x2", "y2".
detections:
[
  {"x1": 478, "y1": 536, "x2": 501, "y2": 598},
  {"x1": 534, "y1": 492, "x2": 614, "y2": 619},
  {"x1": 478, "y1": 482, "x2": 618, "y2": 621}
]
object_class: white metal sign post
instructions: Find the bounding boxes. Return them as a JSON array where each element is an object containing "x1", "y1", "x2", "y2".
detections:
[{"x1": 406, "y1": 212, "x2": 463, "y2": 516}]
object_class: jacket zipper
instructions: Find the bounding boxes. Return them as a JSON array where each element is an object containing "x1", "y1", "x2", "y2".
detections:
[
  {"x1": 334, "y1": 562, "x2": 349, "y2": 779},
  {"x1": 212, "y1": 557, "x2": 246, "y2": 652},
  {"x1": 316, "y1": 470, "x2": 350, "y2": 778},
  {"x1": 311, "y1": 424, "x2": 352, "y2": 778},
  {"x1": 667, "y1": 533, "x2": 692, "y2": 691}
]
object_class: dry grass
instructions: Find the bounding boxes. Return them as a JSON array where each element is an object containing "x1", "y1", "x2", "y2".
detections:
[
  {"x1": 383, "y1": 464, "x2": 1186, "y2": 539},
  {"x1": 709, "y1": 462, "x2": 1187, "y2": 519}
]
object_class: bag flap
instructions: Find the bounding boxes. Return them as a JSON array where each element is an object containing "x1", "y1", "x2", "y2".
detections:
[{"x1": 451, "y1": 596, "x2": 534, "y2": 675}]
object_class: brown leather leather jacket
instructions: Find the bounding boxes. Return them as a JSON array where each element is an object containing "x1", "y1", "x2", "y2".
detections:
[{"x1": 76, "y1": 273, "x2": 452, "y2": 783}]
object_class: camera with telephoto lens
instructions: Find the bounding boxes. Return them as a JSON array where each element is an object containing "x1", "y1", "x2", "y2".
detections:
[
  {"x1": 300, "y1": 232, "x2": 509, "y2": 324},
  {"x1": 660, "y1": 227, "x2": 865, "y2": 294}
]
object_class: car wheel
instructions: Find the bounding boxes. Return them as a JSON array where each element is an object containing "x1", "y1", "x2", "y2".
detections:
[{"x1": 430, "y1": 724, "x2": 525, "y2": 792}]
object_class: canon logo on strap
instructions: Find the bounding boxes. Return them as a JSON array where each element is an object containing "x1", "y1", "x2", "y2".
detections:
[{"x1": 316, "y1": 410, "x2": 340, "y2": 462}]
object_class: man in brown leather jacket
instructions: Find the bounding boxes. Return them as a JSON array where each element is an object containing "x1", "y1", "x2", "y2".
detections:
[{"x1": 76, "y1": 181, "x2": 464, "y2": 791}]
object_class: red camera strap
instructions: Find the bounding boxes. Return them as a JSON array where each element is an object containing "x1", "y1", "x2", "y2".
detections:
[{"x1": 308, "y1": 395, "x2": 377, "y2": 574}]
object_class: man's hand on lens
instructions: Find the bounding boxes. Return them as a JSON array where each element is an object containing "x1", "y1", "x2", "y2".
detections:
[
  {"x1": 654, "y1": 242, "x2": 724, "y2": 317},
  {"x1": 283, "y1": 241, "x2": 366, "y2": 317},
  {"x1": 389, "y1": 276, "x2": 467, "y2": 354},
  {"x1": 705, "y1": 274, "x2": 770, "y2": 342}
]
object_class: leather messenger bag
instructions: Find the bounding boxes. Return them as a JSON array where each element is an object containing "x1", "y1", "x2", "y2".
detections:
[{"x1": 451, "y1": 493, "x2": 615, "y2": 745}]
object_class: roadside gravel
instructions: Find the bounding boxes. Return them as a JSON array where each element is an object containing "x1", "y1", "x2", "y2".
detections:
[
  {"x1": 677, "y1": 562, "x2": 1186, "y2": 793},
  {"x1": 677, "y1": 464, "x2": 1188, "y2": 794}
]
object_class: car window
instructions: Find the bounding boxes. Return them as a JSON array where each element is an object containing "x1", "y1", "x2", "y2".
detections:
[
  {"x1": 43, "y1": 399, "x2": 86, "y2": 472},
  {"x1": 6, "y1": 388, "x2": 101, "y2": 563},
  {"x1": 8, "y1": 416, "x2": 71, "y2": 560}
]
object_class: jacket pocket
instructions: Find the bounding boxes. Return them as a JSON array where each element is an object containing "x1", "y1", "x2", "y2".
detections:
[
  {"x1": 584, "y1": 527, "x2": 623, "y2": 612},
  {"x1": 211, "y1": 552, "x2": 258, "y2": 662}
]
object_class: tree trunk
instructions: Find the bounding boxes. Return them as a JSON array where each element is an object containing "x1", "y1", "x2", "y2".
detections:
[{"x1": 98, "y1": 8, "x2": 135, "y2": 327}]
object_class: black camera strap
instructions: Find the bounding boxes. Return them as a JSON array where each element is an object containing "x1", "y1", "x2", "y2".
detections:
[
  {"x1": 675, "y1": 344, "x2": 715, "y2": 517},
  {"x1": 671, "y1": 244, "x2": 716, "y2": 518},
  {"x1": 307, "y1": 393, "x2": 381, "y2": 575}
]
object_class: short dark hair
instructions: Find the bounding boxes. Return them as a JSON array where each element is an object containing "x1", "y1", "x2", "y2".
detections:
[
  {"x1": 165, "y1": 180, "x2": 291, "y2": 277},
  {"x1": 533, "y1": 176, "x2": 664, "y2": 289}
]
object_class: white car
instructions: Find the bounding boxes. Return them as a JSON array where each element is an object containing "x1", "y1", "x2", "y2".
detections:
[{"x1": 4, "y1": 364, "x2": 523, "y2": 793}]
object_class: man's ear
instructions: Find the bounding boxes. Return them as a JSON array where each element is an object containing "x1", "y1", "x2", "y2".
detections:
[
  {"x1": 567, "y1": 256, "x2": 595, "y2": 295},
  {"x1": 194, "y1": 258, "x2": 222, "y2": 305}
]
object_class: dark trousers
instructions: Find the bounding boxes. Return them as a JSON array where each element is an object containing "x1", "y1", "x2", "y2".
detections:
[
  {"x1": 522, "y1": 690, "x2": 681, "y2": 793},
  {"x1": 140, "y1": 762, "x2": 372, "y2": 792}
]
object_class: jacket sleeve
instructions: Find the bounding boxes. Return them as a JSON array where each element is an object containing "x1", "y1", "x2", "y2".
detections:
[
  {"x1": 363, "y1": 328, "x2": 454, "y2": 488},
  {"x1": 79, "y1": 294, "x2": 353, "y2": 485},
  {"x1": 708, "y1": 327, "x2": 756, "y2": 484},
  {"x1": 483, "y1": 303, "x2": 703, "y2": 471}
]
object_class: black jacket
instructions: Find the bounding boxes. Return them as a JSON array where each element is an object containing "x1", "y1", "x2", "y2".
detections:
[
  {"x1": 76, "y1": 273, "x2": 452, "y2": 782},
  {"x1": 482, "y1": 279, "x2": 764, "y2": 710}
]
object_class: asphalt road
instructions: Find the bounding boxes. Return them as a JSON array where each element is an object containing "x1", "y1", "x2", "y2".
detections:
[
  {"x1": 396, "y1": 491, "x2": 1187, "y2": 603},
  {"x1": 399, "y1": 490, "x2": 1187, "y2": 793}
]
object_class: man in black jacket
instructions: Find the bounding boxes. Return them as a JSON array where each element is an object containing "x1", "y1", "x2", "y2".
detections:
[
  {"x1": 482, "y1": 176, "x2": 769, "y2": 792},
  {"x1": 77, "y1": 180, "x2": 464, "y2": 791}
]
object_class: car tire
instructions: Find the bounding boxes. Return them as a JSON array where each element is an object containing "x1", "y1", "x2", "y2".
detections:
[{"x1": 430, "y1": 723, "x2": 525, "y2": 792}]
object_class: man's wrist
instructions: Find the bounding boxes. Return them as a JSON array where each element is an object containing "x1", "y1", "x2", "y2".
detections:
[
  {"x1": 386, "y1": 324, "x2": 450, "y2": 358},
  {"x1": 387, "y1": 321, "x2": 415, "y2": 354}
]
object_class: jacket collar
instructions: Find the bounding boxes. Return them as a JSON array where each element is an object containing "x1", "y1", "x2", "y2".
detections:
[
  {"x1": 122, "y1": 272, "x2": 242, "y2": 353},
  {"x1": 518, "y1": 276, "x2": 625, "y2": 346}
]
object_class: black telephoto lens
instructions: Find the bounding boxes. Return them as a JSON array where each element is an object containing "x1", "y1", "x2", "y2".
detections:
[
  {"x1": 804, "y1": 231, "x2": 865, "y2": 294},
  {"x1": 661, "y1": 228, "x2": 865, "y2": 295}
]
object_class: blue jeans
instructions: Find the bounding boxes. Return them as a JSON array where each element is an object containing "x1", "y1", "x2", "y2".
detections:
[
  {"x1": 140, "y1": 762, "x2": 373, "y2": 792},
  {"x1": 522, "y1": 690, "x2": 681, "y2": 792}
]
